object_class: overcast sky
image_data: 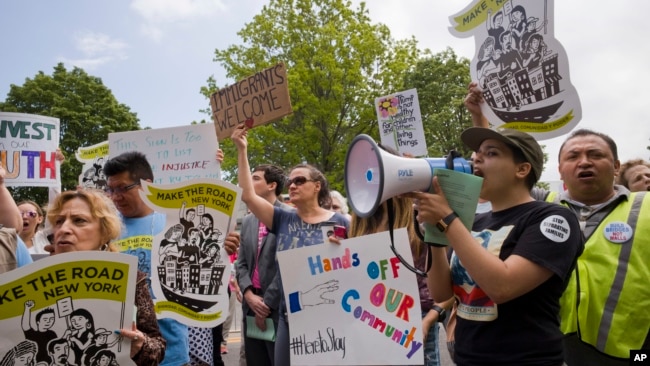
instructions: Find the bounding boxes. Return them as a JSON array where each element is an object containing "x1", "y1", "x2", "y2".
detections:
[{"x1": 1, "y1": 0, "x2": 648, "y2": 182}]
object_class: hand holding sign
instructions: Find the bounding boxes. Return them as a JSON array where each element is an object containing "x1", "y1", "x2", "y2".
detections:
[
  {"x1": 211, "y1": 63, "x2": 293, "y2": 141},
  {"x1": 230, "y1": 125, "x2": 249, "y2": 150}
]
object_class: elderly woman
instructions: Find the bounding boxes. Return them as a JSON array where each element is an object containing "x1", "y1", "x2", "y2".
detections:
[{"x1": 47, "y1": 189, "x2": 166, "y2": 365}]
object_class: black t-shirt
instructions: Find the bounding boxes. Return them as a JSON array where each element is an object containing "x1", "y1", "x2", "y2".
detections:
[
  {"x1": 180, "y1": 218, "x2": 194, "y2": 240},
  {"x1": 453, "y1": 201, "x2": 583, "y2": 366},
  {"x1": 24, "y1": 328, "x2": 57, "y2": 364}
]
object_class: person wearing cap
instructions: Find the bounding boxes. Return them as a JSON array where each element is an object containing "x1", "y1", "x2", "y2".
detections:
[
  {"x1": 465, "y1": 83, "x2": 650, "y2": 365},
  {"x1": 81, "y1": 328, "x2": 120, "y2": 366},
  {"x1": 521, "y1": 16, "x2": 548, "y2": 51},
  {"x1": 405, "y1": 126, "x2": 583, "y2": 365}
]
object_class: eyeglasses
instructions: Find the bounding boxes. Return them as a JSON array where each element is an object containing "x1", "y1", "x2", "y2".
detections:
[
  {"x1": 288, "y1": 176, "x2": 314, "y2": 186},
  {"x1": 104, "y1": 182, "x2": 141, "y2": 196},
  {"x1": 21, "y1": 211, "x2": 38, "y2": 218}
]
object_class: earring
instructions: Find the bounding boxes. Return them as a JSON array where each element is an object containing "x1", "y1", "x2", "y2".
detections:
[{"x1": 100, "y1": 243, "x2": 109, "y2": 251}]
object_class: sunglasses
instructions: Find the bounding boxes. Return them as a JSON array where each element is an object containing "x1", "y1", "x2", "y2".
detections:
[
  {"x1": 288, "y1": 176, "x2": 314, "y2": 186},
  {"x1": 323, "y1": 204, "x2": 341, "y2": 210},
  {"x1": 21, "y1": 211, "x2": 38, "y2": 218},
  {"x1": 104, "y1": 182, "x2": 141, "y2": 196}
]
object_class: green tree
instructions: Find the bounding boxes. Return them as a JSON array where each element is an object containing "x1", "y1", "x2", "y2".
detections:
[
  {"x1": 402, "y1": 48, "x2": 473, "y2": 158},
  {"x1": 1, "y1": 63, "x2": 140, "y2": 204},
  {"x1": 202, "y1": 0, "x2": 419, "y2": 192}
]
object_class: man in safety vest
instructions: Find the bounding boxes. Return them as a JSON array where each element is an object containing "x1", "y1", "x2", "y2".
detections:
[{"x1": 465, "y1": 82, "x2": 650, "y2": 365}]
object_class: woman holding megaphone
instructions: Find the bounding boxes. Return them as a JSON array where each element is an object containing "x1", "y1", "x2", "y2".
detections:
[
  {"x1": 404, "y1": 126, "x2": 583, "y2": 366},
  {"x1": 231, "y1": 124, "x2": 349, "y2": 366}
]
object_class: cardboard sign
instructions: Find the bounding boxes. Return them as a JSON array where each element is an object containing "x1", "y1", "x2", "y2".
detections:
[{"x1": 210, "y1": 63, "x2": 293, "y2": 141}]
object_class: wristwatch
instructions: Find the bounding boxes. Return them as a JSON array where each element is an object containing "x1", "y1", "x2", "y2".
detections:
[
  {"x1": 431, "y1": 304, "x2": 447, "y2": 322},
  {"x1": 436, "y1": 212, "x2": 459, "y2": 233}
]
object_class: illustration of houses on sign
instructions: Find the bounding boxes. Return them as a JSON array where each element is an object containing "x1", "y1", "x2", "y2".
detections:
[{"x1": 449, "y1": 0, "x2": 582, "y2": 139}]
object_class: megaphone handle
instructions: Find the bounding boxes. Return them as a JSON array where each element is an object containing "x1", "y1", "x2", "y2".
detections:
[
  {"x1": 413, "y1": 209, "x2": 425, "y2": 242},
  {"x1": 413, "y1": 209, "x2": 448, "y2": 248},
  {"x1": 386, "y1": 199, "x2": 431, "y2": 277}
]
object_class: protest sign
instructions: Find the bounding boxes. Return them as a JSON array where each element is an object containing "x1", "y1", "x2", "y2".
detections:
[
  {"x1": 0, "y1": 252, "x2": 138, "y2": 366},
  {"x1": 277, "y1": 229, "x2": 424, "y2": 365},
  {"x1": 108, "y1": 123, "x2": 221, "y2": 184},
  {"x1": 136, "y1": 179, "x2": 242, "y2": 327},
  {"x1": 210, "y1": 62, "x2": 293, "y2": 141},
  {"x1": 75, "y1": 140, "x2": 109, "y2": 190},
  {"x1": 0, "y1": 112, "x2": 60, "y2": 188},
  {"x1": 376, "y1": 88, "x2": 428, "y2": 156},
  {"x1": 449, "y1": 0, "x2": 581, "y2": 139}
]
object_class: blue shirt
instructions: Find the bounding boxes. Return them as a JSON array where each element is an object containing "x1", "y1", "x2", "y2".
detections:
[
  {"x1": 272, "y1": 207, "x2": 349, "y2": 251},
  {"x1": 16, "y1": 236, "x2": 33, "y2": 267},
  {"x1": 117, "y1": 212, "x2": 190, "y2": 366}
]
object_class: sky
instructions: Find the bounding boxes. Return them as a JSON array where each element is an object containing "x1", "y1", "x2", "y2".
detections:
[{"x1": 1, "y1": 0, "x2": 649, "y2": 183}]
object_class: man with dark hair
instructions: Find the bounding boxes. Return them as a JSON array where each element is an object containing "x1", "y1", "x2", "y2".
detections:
[
  {"x1": 542, "y1": 128, "x2": 650, "y2": 365},
  {"x1": 236, "y1": 164, "x2": 289, "y2": 365},
  {"x1": 103, "y1": 151, "x2": 190, "y2": 366},
  {"x1": 466, "y1": 84, "x2": 650, "y2": 365}
]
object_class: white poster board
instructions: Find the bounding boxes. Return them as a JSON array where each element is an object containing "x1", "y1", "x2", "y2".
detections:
[
  {"x1": 277, "y1": 229, "x2": 424, "y2": 365},
  {"x1": 108, "y1": 123, "x2": 221, "y2": 184},
  {"x1": 375, "y1": 89, "x2": 428, "y2": 157},
  {"x1": 0, "y1": 112, "x2": 60, "y2": 188},
  {"x1": 0, "y1": 252, "x2": 138, "y2": 366},
  {"x1": 449, "y1": 0, "x2": 581, "y2": 139},
  {"x1": 138, "y1": 179, "x2": 242, "y2": 327}
]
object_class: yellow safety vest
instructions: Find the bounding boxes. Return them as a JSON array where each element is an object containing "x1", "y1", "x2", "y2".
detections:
[{"x1": 548, "y1": 191, "x2": 650, "y2": 358}]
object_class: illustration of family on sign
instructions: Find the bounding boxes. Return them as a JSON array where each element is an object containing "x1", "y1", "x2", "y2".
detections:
[
  {"x1": 155, "y1": 202, "x2": 228, "y2": 312},
  {"x1": 1, "y1": 299, "x2": 121, "y2": 366},
  {"x1": 476, "y1": 2, "x2": 565, "y2": 122}
]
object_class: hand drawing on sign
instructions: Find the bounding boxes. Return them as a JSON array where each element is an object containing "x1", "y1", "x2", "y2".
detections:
[{"x1": 288, "y1": 280, "x2": 340, "y2": 313}]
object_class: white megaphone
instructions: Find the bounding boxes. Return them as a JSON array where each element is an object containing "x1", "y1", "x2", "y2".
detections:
[{"x1": 344, "y1": 134, "x2": 472, "y2": 218}]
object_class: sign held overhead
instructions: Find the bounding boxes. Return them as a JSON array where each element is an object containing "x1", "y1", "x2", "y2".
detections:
[{"x1": 210, "y1": 62, "x2": 293, "y2": 141}]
